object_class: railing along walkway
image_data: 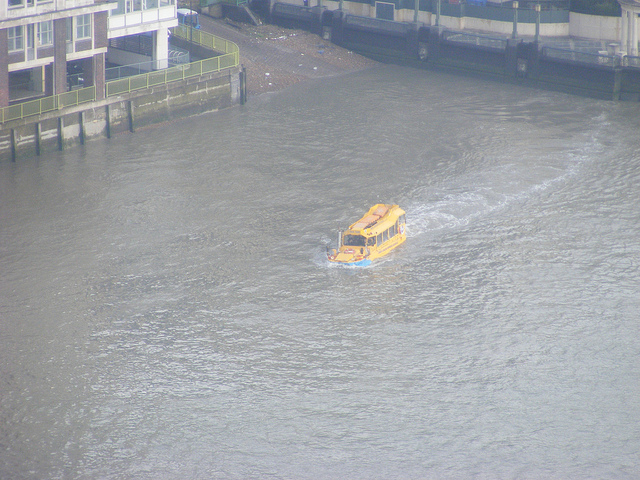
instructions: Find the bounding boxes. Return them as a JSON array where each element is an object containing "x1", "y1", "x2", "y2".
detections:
[
  {"x1": 1, "y1": 26, "x2": 239, "y2": 124},
  {"x1": 541, "y1": 45, "x2": 627, "y2": 67},
  {"x1": 1, "y1": 87, "x2": 97, "y2": 125},
  {"x1": 106, "y1": 26, "x2": 239, "y2": 97}
]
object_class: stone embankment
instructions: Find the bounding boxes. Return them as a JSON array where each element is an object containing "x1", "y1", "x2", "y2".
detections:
[{"x1": 199, "y1": 16, "x2": 378, "y2": 96}]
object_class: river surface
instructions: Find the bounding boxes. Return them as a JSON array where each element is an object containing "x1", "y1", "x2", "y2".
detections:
[{"x1": 2, "y1": 65, "x2": 640, "y2": 479}]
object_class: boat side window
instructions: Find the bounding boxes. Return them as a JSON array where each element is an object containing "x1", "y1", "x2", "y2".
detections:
[
  {"x1": 343, "y1": 234, "x2": 366, "y2": 247},
  {"x1": 382, "y1": 230, "x2": 388, "y2": 242},
  {"x1": 391, "y1": 224, "x2": 396, "y2": 237},
  {"x1": 376, "y1": 233, "x2": 382, "y2": 245},
  {"x1": 399, "y1": 214, "x2": 406, "y2": 225},
  {"x1": 366, "y1": 237, "x2": 376, "y2": 247}
]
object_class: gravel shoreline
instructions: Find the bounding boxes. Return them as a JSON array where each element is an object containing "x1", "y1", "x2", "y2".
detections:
[{"x1": 201, "y1": 17, "x2": 379, "y2": 96}]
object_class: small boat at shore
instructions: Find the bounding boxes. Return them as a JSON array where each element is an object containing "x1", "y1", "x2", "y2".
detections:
[{"x1": 327, "y1": 204, "x2": 406, "y2": 266}]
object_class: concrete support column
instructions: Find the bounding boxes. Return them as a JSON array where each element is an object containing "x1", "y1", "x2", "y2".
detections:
[
  {"x1": 32, "y1": 65, "x2": 45, "y2": 95},
  {"x1": 82, "y1": 56, "x2": 94, "y2": 88},
  {"x1": 628, "y1": 10, "x2": 634, "y2": 52},
  {"x1": 53, "y1": 18, "x2": 68, "y2": 94},
  {"x1": 620, "y1": 7, "x2": 629, "y2": 52},
  {"x1": 44, "y1": 63, "x2": 54, "y2": 97},
  {"x1": 626, "y1": 9, "x2": 632, "y2": 52},
  {"x1": 94, "y1": 53, "x2": 105, "y2": 100},
  {"x1": 0, "y1": 29, "x2": 9, "y2": 107},
  {"x1": 632, "y1": 11, "x2": 639, "y2": 56},
  {"x1": 154, "y1": 27, "x2": 169, "y2": 70}
]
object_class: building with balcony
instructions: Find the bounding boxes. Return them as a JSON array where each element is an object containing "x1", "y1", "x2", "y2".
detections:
[
  {"x1": 107, "y1": 0, "x2": 178, "y2": 72},
  {"x1": 1, "y1": 0, "x2": 115, "y2": 106},
  {"x1": 1, "y1": 0, "x2": 177, "y2": 108}
]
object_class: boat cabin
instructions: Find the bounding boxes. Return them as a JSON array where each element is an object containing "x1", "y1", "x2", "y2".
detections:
[{"x1": 328, "y1": 204, "x2": 406, "y2": 266}]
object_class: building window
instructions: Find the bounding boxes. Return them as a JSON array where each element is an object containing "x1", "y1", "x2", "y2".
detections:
[
  {"x1": 38, "y1": 20, "x2": 53, "y2": 46},
  {"x1": 8, "y1": 26, "x2": 24, "y2": 52},
  {"x1": 113, "y1": 0, "x2": 125, "y2": 15},
  {"x1": 375, "y1": 2, "x2": 395, "y2": 21},
  {"x1": 8, "y1": 0, "x2": 24, "y2": 7},
  {"x1": 75, "y1": 14, "x2": 92, "y2": 40}
]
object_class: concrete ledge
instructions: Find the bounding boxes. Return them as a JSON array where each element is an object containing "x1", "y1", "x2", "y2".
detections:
[{"x1": 1, "y1": 67, "x2": 241, "y2": 163}]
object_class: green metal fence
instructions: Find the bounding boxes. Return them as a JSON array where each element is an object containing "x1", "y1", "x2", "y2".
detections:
[
  {"x1": 105, "y1": 55, "x2": 238, "y2": 96},
  {"x1": 1, "y1": 86, "x2": 96, "y2": 124},
  {"x1": 542, "y1": 46, "x2": 618, "y2": 66},
  {"x1": 173, "y1": 25, "x2": 240, "y2": 56},
  {"x1": 200, "y1": 0, "x2": 247, "y2": 7},
  {"x1": 1, "y1": 26, "x2": 238, "y2": 123},
  {"x1": 104, "y1": 26, "x2": 239, "y2": 98}
]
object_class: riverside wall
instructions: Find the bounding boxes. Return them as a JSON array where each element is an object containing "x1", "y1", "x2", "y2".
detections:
[
  {"x1": 266, "y1": 2, "x2": 640, "y2": 101},
  {"x1": 1, "y1": 67, "x2": 244, "y2": 162}
]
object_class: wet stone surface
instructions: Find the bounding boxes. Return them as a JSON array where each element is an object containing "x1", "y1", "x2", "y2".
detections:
[{"x1": 200, "y1": 16, "x2": 378, "y2": 96}]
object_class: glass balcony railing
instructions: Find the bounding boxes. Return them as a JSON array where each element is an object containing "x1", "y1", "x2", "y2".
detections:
[{"x1": 111, "y1": 0, "x2": 175, "y2": 15}]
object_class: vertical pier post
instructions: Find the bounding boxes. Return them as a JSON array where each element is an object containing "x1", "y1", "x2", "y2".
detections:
[
  {"x1": 240, "y1": 66, "x2": 247, "y2": 105},
  {"x1": 105, "y1": 104, "x2": 111, "y2": 139},
  {"x1": 79, "y1": 111, "x2": 86, "y2": 145},
  {"x1": 128, "y1": 100, "x2": 135, "y2": 133},
  {"x1": 57, "y1": 117, "x2": 64, "y2": 151},
  {"x1": 35, "y1": 122, "x2": 41, "y2": 156},
  {"x1": 613, "y1": 67, "x2": 622, "y2": 100},
  {"x1": 10, "y1": 128, "x2": 16, "y2": 162}
]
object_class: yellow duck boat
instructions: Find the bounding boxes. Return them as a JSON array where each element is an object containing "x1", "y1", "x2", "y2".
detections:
[{"x1": 327, "y1": 204, "x2": 406, "y2": 266}]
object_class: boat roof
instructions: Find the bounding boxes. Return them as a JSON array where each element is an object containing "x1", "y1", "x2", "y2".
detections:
[{"x1": 347, "y1": 204, "x2": 405, "y2": 236}]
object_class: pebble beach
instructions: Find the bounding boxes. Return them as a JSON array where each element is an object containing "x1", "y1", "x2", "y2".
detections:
[{"x1": 200, "y1": 17, "x2": 379, "y2": 96}]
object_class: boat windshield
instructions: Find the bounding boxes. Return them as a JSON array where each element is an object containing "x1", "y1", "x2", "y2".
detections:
[{"x1": 343, "y1": 234, "x2": 366, "y2": 247}]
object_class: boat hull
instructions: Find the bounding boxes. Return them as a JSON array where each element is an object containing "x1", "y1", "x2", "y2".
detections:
[{"x1": 329, "y1": 258, "x2": 372, "y2": 267}]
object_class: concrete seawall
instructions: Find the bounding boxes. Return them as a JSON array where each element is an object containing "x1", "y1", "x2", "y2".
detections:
[
  {"x1": 266, "y1": 4, "x2": 640, "y2": 101},
  {"x1": 1, "y1": 67, "x2": 243, "y2": 162}
]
